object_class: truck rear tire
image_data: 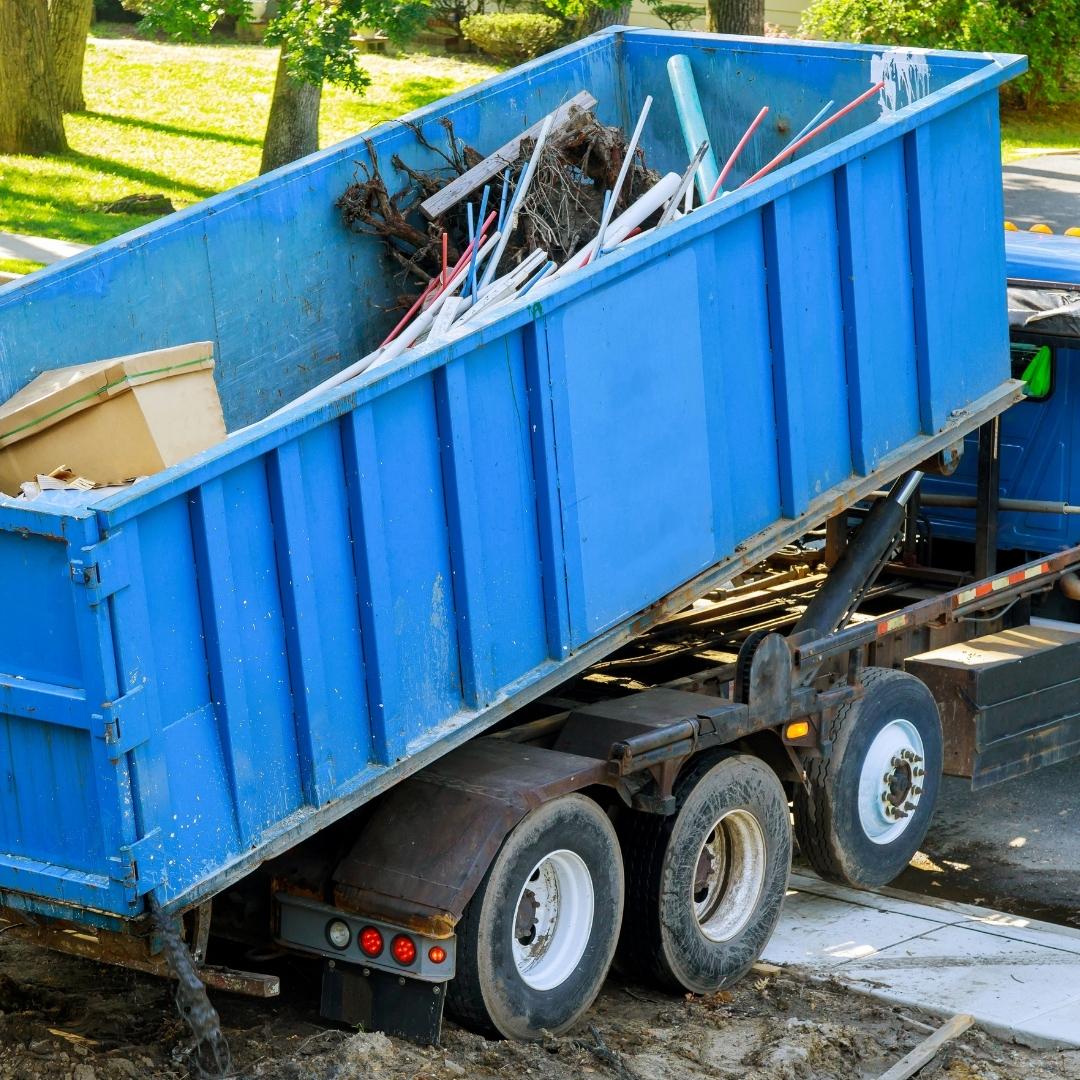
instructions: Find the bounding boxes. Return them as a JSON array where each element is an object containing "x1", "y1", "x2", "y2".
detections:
[
  {"x1": 794, "y1": 667, "x2": 942, "y2": 888},
  {"x1": 446, "y1": 793, "x2": 624, "y2": 1040},
  {"x1": 618, "y1": 753, "x2": 791, "y2": 994}
]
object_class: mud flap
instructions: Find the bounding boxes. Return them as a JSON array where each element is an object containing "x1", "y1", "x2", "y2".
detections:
[{"x1": 321, "y1": 961, "x2": 447, "y2": 1045}]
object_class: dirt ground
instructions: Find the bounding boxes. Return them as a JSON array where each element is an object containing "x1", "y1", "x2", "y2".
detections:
[{"x1": 0, "y1": 931, "x2": 1076, "y2": 1080}]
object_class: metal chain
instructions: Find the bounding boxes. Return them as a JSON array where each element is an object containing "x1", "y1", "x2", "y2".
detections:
[{"x1": 149, "y1": 895, "x2": 232, "y2": 1078}]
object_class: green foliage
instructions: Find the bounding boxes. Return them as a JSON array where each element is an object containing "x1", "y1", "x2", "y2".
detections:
[
  {"x1": 461, "y1": 12, "x2": 560, "y2": 61},
  {"x1": 645, "y1": 0, "x2": 701, "y2": 29},
  {"x1": 130, "y1": 0, "x2": 431, "y2": 90},
  {"x1": 126, "y1": 0, "x2": 251, "y2": 39},
  {"x1": 798, "y1": 0, "x2": 1080, "y2": 108}
]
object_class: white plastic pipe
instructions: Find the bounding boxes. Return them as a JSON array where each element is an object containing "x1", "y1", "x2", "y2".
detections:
[
  {"x1": 461, "y1": 248, "x2": 548, "y2": 324},
  {"x1": 591, "y1": 95, "x2": 652, "y2": 266},
  {"x1": 479, "y1": 111, "x2": 555, "y2": 291},
  {"x1": 659, "y1": 139, "x2": 709, "y2": 229},
  {"x1": 367, "y1": 232, "x2": 502, "y2": 372},
  {"x1": 551, "y1": 171, "x2": 681, "y2": 281}
]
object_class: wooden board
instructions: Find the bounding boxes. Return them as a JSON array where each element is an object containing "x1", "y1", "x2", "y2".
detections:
[{"x1": 419, "y1": 91, "x2": 597, "y2": 220}]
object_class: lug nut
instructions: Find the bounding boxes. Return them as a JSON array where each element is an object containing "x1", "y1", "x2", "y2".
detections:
[
  {"x1": 911, "y1": 785, "x2": 922, "y2": 796},
  {"x1": 904, "y1": 800, "x2": 916, "y2": 811},
  {"x1": 913, "y1": 767, "x2": 924, "y2": 778}
]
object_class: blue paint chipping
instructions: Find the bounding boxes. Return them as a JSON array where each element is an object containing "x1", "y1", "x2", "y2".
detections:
[{"x1": 0, "y1": 29, "x2": 1024, "y2": 925}]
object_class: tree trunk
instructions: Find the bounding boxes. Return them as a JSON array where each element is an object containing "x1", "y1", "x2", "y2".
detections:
[
  {"x1": 49, "y1": 0, "x2": 94, "y2": 113},
  {"x1": 577, "y1": 2, "x2": 631, "y2": 35},
  {"x1": 707, "y1": 0, "x2": 764, "y2": 35},
  {"x1": 0, "y1": 0, "x2": 67, "y2": 155},
  {"x1": 260, "y1": 51, "x2": 322, "y2": 175}
]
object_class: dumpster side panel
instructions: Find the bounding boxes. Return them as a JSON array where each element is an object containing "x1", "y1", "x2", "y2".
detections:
[
  {"x1": 836, "y1": 139, "x2": 921, "y2": 472},
  {"x1": 545, "y1": 248, "x2": 719, "y2": 642},
  {"x1": 906, "y1": 92, "x2": 1010, "y2": 432},
  {"x1": 709, "y1": 211, "x2": 781, "y2": 538},
  {"x1": 0, "y1": 510, "x2": 134, "y2": 918}
]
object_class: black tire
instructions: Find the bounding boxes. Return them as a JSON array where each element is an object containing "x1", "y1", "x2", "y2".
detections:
[
  {"x1": 446, "y1": 793, "x2": 624, "y2": 1040},
  {"x1": 619, "y1": 752, "x2": 792, "y2": 994},
  {"x1": 794, "y1": 667, "x2": 943, "y2": 888}
]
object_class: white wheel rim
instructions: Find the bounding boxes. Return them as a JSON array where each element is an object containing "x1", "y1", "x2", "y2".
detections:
[
  {"x1": 857, "y1": 718, "x2": 926, "y2": 845},
  {"x1": 512, "y1": 849, "x2": 594, "y2": 991},
  {"x1": 692, "y1": 809, "x2": 767, "y2": 943}
]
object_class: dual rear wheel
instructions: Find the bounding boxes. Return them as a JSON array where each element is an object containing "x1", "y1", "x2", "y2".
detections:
[{"x1": 447, "y1": 754, "x2": 792, "y2": 1038}]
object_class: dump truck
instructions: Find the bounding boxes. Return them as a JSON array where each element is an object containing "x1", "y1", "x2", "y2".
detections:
[{"x1": 0, "y1": 24, "x2": 1061, "y2": 1055}]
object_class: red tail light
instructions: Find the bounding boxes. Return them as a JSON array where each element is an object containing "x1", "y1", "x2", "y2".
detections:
[
  {"x1": 428, "y1": 945, "x2": 447, "y2": 964},
  {"x1": 359, "y1": 926, "x2": 384, "y2": 957},
  {"x1": 391, "y1": 934, "x2": 417, "y2": 965}
]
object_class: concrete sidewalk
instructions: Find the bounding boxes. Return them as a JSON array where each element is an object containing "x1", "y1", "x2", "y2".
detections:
[
  {"x1": 764, "y1": 871, "x2": 1080, "y2": 1049},
  {"x1": 0, "y1": 230, "x2": 89, "y2": 266}
]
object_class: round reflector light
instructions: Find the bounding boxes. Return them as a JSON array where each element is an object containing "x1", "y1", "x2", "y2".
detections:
[
  {"x1": 326, "y1": 919, "x2": 351, "y2": 950},
  {"x1": 428, "y1": 945, "x2": 447, "y2": 964},
  {"x1": 359, "y1": 926, "x2": 384, "y2": 957},
  {"x1": 391, "y1": 934, "x2": 417, "y2": 965}
]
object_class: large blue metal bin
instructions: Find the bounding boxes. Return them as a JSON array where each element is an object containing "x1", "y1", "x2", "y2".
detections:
[
  {"x1": 926, "y1": 232, "x2": 1080, "y2": 553},
  {"x1": 0, "y1": 29, "x2": 1023, "y2": 926}
]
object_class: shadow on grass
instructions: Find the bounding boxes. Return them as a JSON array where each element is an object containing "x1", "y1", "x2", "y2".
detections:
[
  {"x1": 385, "y1": 76, "x2": 465, "y2": 113},
  {"x1": 80, "y1": 110, "x2": 263, "y2": 148},
  {"x1": 65, "y1": 149, "x2": 219, "y2": 199}
]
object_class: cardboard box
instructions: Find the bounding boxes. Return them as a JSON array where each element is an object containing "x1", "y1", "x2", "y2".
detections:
[{"x1": 0, "y1": 342, "x2": 225, "y2": 495}]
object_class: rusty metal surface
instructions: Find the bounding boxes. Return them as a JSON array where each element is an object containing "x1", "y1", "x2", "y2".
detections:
[
  {"x1": 199, "y1": 966, "x2": 280, "y2": 998},
  {"x1": 333, "y1": 739, "x2": 608, "y2": 935},
  {"x1": 0, "y1": 906, "x2": 278, "y2": 998}
]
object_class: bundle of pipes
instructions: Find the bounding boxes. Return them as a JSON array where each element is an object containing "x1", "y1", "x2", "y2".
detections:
[{"x1": 266, "y1": 64, "x2": 886, "y2": 425}]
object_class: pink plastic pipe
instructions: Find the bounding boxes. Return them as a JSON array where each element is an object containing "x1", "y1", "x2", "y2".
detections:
[
  {"x1": 709, "y1": 106, "x2": 769, "y2": 201},
  {"x1": 739, "y1": 81, "x2": 885, "y2": 189}
]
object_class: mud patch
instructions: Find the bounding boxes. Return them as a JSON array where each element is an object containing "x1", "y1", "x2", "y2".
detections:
[{"x1": 0, "y1": 936, "x2": 1075, "y2": 1080}]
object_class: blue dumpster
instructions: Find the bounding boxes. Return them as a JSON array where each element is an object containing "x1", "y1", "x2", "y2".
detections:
[
  {"x1": 0, "y1": 29, "x2": 1024, "y2": 926},
  {"x1": 925, "y1": 232, "x2": 1080, "y2": 552}
]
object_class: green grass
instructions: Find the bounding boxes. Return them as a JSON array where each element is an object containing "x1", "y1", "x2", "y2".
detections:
[
  {"x1": 1001, "y1": 103, "x2": 1080, "y2": 162},
  {"x1": 0, "y1": 257, "x2": 45, "y2": 275},
  {"x1": 0, "y1": 26, "x2": 501, "y2": 250}
]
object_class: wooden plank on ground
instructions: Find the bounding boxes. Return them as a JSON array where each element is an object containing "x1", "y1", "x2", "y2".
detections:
[
  {"x1": 878, "y1": 1014, "x2": 974, "y2": 1080},
  {"x1": 420, "y1": 91, "x2": 597, "y2": 220}
]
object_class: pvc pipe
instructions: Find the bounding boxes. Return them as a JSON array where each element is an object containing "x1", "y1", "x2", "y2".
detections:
[
  {"x1": 466, "y1": 202, "x2": 477, "y2": 299},
  {"x1": 741, "y1": 81, "x2": 885, "y2": 188},
  {"x1": 480, "y1": 111, "x2": 555, "y2": 290},
  {"x1": 380, "y1": 273, "x2": 440, "y2": 347},
  {"x1": 780, "y1": 99, "x2": 834, "y2": 157},
  {"x1": 497, "y1": 166, "x2": 511, "y2": 231},
  {"x1": 460, "y1": 249, "x2": 548, "y2": 324},
  {"x1": 658, "y1": 139, "x2": 709, "y2": 228},
  {"x1": 709, "y1": 106, "x2": 769, "y2": 201},
  {"x1": 519, "y1": 259, "x2": 556, "y2": 296},
  {"x1": 666, "y1": 55, "x2": 720, "y2": 203},
  {"x1": 552, "y1": 171, "x2": 681, "y2": 280},
  {"x1": 369, "y1": 232, "x2": 502, "y2": 372},
  {"x1": 472, "y1": 185, "x2": 491, "y2": 295},
  {"x1": 589, "y1": 95, "x2": 653, "y2": 267}
]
